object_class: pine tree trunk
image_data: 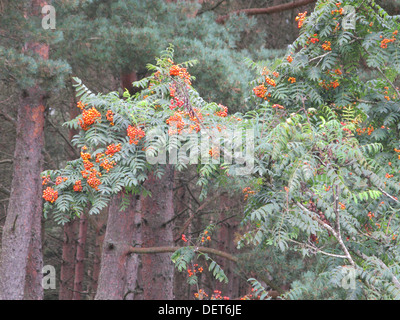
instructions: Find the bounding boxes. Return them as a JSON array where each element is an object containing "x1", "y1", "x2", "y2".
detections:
[
  {"x1": 214, "y1": 193, "x2": 242, "y2": 299},
  {"x1": 59, "y1": 219, "x2": 77, "y2": 300},
  {"x1": 0, "y1": 90, "x2": 46, "y2": 299},
  {"x1": 24, "y1": 196, "x2": 44, "y2": 300},
  {"x1": 59, "y1": 96, "x2": 81, "y2": 300},
  {"x1": 90, "y1": 216, "x2": 106, "y2": 298},
  {"x1": 0, "y1": 1, "x2": 49, "y2": 297},
  {"x1": 95, "y1": 191, "x2": 139, "y2": 300},
  {"x1": 139, "y1": 165, "x2": 175, "y2": 300},
  {"x1": 72, "y1": 215, "x2": 88, "y2": 300},
  {"x1": 122, "y1": 207, "x2": 142, "y2": 300},
  {"x1": 173, "y1": 173, "x2": 192, "y2": 299}
]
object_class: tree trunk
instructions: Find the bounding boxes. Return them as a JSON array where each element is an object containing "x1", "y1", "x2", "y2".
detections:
[
  {"x1": 59, "y1": 94, "x2": 81, "y2": 300},
  {"x1": 24, "y1": 199, "x2": 44, "y2": 300},
  {"x1": 72, "y1": 215, "x2": 88, "y2": 300},
  {"x1": 173, "y1": 174, "x2": 191, "y2": 300},
  {"x1": 139, "y1": 165, "x2": 175, "y2": 300},
  {"x1": 215, "y1": 194, "x2": 240, "y2": 298},
  {"x1": 90, "y1": 215, "x2": 106, "y2": 298},
  {"x1": 123, "y1": 205, "x2": 142, "y2": 300},
  {"x1": 95, "y1": 191, "x2": 139, "y2": 300},
  {"x1": 59, "y1": 219, "x2": 77, "y2": 300},
  {"x1": 0, "y1": 0, "x2": 49, "y2": 298},
  {"x1": 0, "y1": 90, "x2": 46, "y2": 299}
]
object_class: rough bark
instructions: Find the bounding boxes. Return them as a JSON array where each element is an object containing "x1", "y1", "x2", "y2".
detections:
[
  {"x1": 0, "y1": 0, "x2": 49, "y2": 298},
  {"x1": 72, "y1": 215, "x2": 88, "y2": 300},
  {"x1": 59, "y1": 95, "x2": 81, "y2": 300},
  {"x1": 59, "y1": 219, "x2": 77, "y2": 300},
  {"x1": 138, "y1": 165, "x2": 175, "y2": 300},
  {"x1": 23, "y1": 198, "x2": 44, "y2": 300},
  {"x1": 89, "y1": 213, "x2": 107, "y2": 298},
  {"x1": 95, "y1": 191, "x2": 139, "y2": 300},
  {"x1": 0, "y1": 91, "x2": 46, "y2": 299},
  {"x1": 173, "y1": 176, "x2": 191, "y2": 300},
  {"x1": 215, "y1": 194, "x2": 240, "y2": 298},
  {"x1": 122, "y1": 204, "x2": 142, "y2": 300}
]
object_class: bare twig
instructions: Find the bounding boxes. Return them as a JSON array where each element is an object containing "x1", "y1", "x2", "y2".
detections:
[{"x1": 287, "y1": 238, "x2": 348, "y2": 259}]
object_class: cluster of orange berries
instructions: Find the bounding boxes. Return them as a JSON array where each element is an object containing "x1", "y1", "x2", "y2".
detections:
[
  {"x1": 169, "y1": 63, "x2": 191, "y2": 86},
  {"x1": 307, "y1": 34, "x2": 320, "y2": 44},
  {"x1": 265, "y1": 77, "x2": 276, "y2": 87},
  {"x1": 383, "y1": 86, "x2": 397, "y2": 101},
  {"x1": 106, "y1": 110, "x2": 114, "y2": 126},
  {"x1": 243, "y1": 187, "x2": 256, "y2": 201},
  {"x1": 261, "y1": 68, "x2": 279, "y2": 78},
  {"x1": 215, "y1": 104, "x2": 228, "y2": 117},
  {"x1": 166, "y1": 111, "x2": 185, "y2": 135},
  {"x1": 295, "y1": 11, "x2": 307, "y2": 29},
  {"x1": 76, "y1": 101, "x2": 87, "y2": 110},
  {"x1": 94, "y1": 144, "x2": 121, "y2": 173},
  {"x1": 169, "y1": 83, "x2": 185, "y2": 110},
  {"x1": 331, "y1": 3, "x2": 344, "y2": 15},
  {"x1": 240, "y1": 288, "x2": 260, "y2": 300},
  {"x1": 209, "y1": 146, "x2": 220, "y2": 159},
  {"x1": 272, "y1": 104, "x2": 284, "y2": 110},
  {"x1": 253, "y1": 84, "x2": 267, "y2": 99},
  {"x1": 385, "y1": 173, "x2": 394, "y2": 179},
  {"x1": 395, "y1": 148, "x2": 400, "y2": 160},
  {"x1": 319, "y1": 79, "x2": 340, "y2": 90},
  {"x1": 194, "y1": 289, "x2": 208, "y2": 300},
  {"x1": 127, "y1": 125, "x2": 146, "y2": 145},
  {"x1": 201, "y1": 230, "x2": 211, "y2": 243},
  {"x1": 356, "y1": 125, "x2": 374, "y2": 136},
  {"x1": 85, "y1": 169, "x2": 102, "y2": 190},
  {"x1": 55, "y1": 176, "x2": 68, "y2": 185},
  {"x1": 211, "y1": 290, "x2": 230, "y2": 300},
  {"x1": 333, "y1": 68, "x2": 342, "y2": 75},
  {"x1": 79, "y1": 107, "x2": 102, "y2": 131},
  {"x1": 322, "y1": 41, "x2": 332, "y2": 51},
  {"x1": 380, "y1": 31, "x2": 398, "y2": 49},
  {"x1": 42, "y1": 175, "x2": 51, "y2": 186},
  {"x1": 166, "y1": 108, "x2": 204, "y2": 135},
  {"x1": 79, "y1": 149, "x2": 103, "y2": 191},
  {"x1": 73, "y1": 180, "x2": 83, "y2": 192},
  {"x1": 99, "y1": 158, "x2": 116, "y2": 172},
  {"x1": 105, "y1": 143, "x2": 122, "y2": 156},
  {"x1": 253, "y1": 71, "x2": 279, "y2": 99},
  {"x1": 324, "y1": 185, "x2": 332, "y2": 192},
  {"x1": 368, "y1": 211, "x2": 375, "y2": 220},
  {"x1": 288, "y1": 77, "x2": 296, "y2": 84},
  {"x1": 43, "y1": 187, "x2": 58, "y2": 203},
  {"x1": 187, "y1": 264, "x2": 204, "y2": 277},
  {"x1": 287, "y1": 55, "x2": 293, "y2": 63},
  {"x1": 339, "y1": 202, "x2": 346, "y2": 210}
]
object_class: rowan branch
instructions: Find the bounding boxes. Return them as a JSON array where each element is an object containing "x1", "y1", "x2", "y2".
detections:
[
  {"x1": 216, "y1": 0, "x2": 317, "y2": 24},
  {"x1": 295, "y1": 200, "x2": 355, "y2": 266},
  {"x1": 287, "y1": 238, "x2": 348, "y2": 259},
  {"x1": 0, "y1": 159, "x2": 12, "y2": 165},
  {"x1": 127, "y1": 245, "x2": 238, "y2": 263}
]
